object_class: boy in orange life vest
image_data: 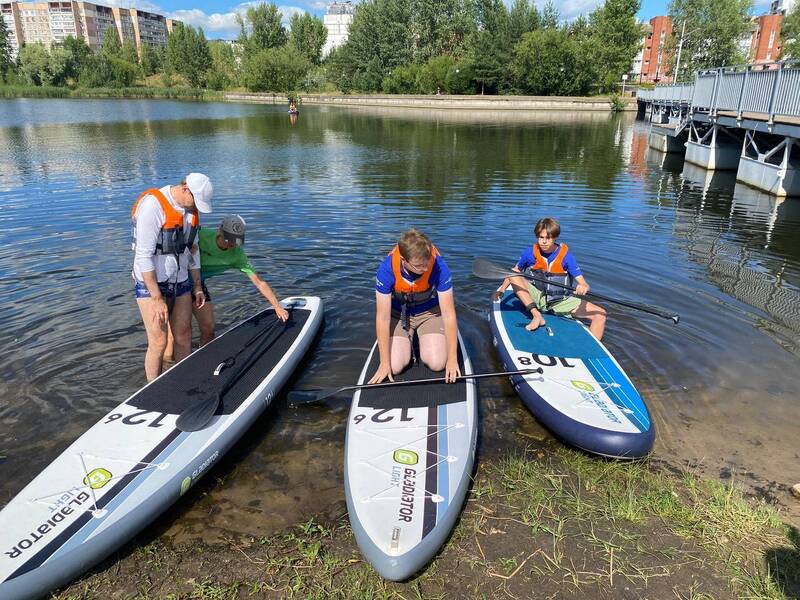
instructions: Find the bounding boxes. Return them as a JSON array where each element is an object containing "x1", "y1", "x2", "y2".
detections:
[
  {"x1": 493, "y1": 217, "x2": 607, "y2": 340},
  {"x1": 369, "y1": 229, "x2": 461, "y2": 384},
  {"x1": 131, "y1": 173, "x2": 213, "y2": 381}
]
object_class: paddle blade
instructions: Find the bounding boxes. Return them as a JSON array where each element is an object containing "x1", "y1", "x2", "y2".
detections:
[
  {"x1": 287, "y1": 386, "x2": 347, "y2": 405},
  {"x1": 176, "y1": 392, "x2": 222, "y2": 432},
  {"x1": 286, "y1": 389, "x2": 322, "y2": 405},
  {"x1": 472, "y1": 258, "x2": 512, "y2": 280}
]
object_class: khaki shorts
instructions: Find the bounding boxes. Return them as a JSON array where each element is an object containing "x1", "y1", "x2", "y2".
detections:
[
  {"x1": 527, "y1": 283, "x2": 581, "y2": 316},
  {"x1": 390, "y1": 307, "x2": 444, "y2": 338}
]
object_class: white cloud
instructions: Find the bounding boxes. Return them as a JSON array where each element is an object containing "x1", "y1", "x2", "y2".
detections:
[
  {"x1": 97, "y1": 1, "x2": 324, "y2": 39},
  {"x1": 169, "y1": 3, "x2": 318, "y2": 39},
  {"x1": 529, "y1": 0, "x2": 605, "y2": 20}
]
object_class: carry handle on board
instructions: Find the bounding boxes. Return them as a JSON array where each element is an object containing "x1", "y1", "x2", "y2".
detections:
[
  {"x1": 176, "y1": 310, "x2": 291, "y2": 432},
  {"x1": 472, "y1": 257, "x2": 680, "y2": 324},
  {"x1": 287, "y1": 367, "x2": 544, "y2": 405}
]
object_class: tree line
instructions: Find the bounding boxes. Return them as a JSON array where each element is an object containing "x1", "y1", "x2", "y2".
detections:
[
  {"x1": 0, "y1": 5, "x2": 326, "y2": 92},
  {"x1": 1, "y1": 0, "x2": 797, "y2": 94}
]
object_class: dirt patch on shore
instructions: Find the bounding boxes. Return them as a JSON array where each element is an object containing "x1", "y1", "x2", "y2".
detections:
[{"x1": 53, "y1": 441, "x2": 799, "y2": 600}]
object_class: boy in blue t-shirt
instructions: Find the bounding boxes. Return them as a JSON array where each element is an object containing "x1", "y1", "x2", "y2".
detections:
[
  {"x1": 494, "y1": 217, "x2": 607, "y2": 340},
  {"x1": 369, "y1": 228, "x2": 461, "y2": 384}
]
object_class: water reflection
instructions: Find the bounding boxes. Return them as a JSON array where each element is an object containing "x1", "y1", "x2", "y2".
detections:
[{"x1": 0, "y1": 100, "x2": 799, "y2": 530}]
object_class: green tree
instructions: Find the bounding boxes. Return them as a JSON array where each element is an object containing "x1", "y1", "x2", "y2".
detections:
[
  {"x1": 18, "y1": 43, "x2": 51, "y2": 86},
  {"x1": 508, "y1": 0, "x2": 541, "y2": 45},
  {"x1": 468, "y1": 0, "x2": 511, "y2": 94},
  {"x1": 140, "y1": 43, "x2": 161, "y2": 76},
  {"x1": 667, "y1": 0, "x2": 753, "y2": 78},
  {"x1": 208, "y1": 40, "x2": 237, "y2": 90},
  {"x1": 409, "y1": 0, "x2": 474, "y2": 62},
  {"x1": 166, "y1": 23, "x2": 212, "y2": 88},
  {"x1": 541, "y1": 0, "x2": 560, "y2": 29},
  {"x1": 47, "y1": 46, "x2": 72, "y2": 86},
  {"x1": 417, "y1": 54, "x2": 458, "y2": 93},
  {"x1": 512, "y1": 27, "x2": 595, "y2": 95},
  {"x1": 382, "y1": 63, "x2": 422, "y2": 93},
  {"x1": 79, "y1": 53, "x2": 136, "y2": 87},
  {"x1": 237, "y1": 2, "x2": 287, "y2": 53},
  {"x1": 241, "y1": 44, "x2": 310, "y2": 91},
  {"x1": 121, "y1": 40, "x2": 140, "y2": 65},
  {"x1": 445, "y1": 59, "x2": 476, "y2": 93},
  {"x1": 0, "y1": 15, "x2": 13, "y2": 82},
  {"x1": 289, "y1": 12, "x2": 327, "y2": 65},
  {"x1": 782, "y1": 3, "x2": 800, "y2": 58},
  {"x1": 590, "y1": 0, "x2": 641, "y2": 91},
  {"x1": 60, "y1": 35, "x2": 91, "y2": 82},
  {"x1": 333, "y1": 0, "x2": 414, "y2": 92},
  {"x1": 101, "y1": 26, "x2": 122, "y2": 57}
]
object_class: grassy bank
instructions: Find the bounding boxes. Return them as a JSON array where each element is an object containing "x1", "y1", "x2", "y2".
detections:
[
  {"x1": 0, "y1": 85, "x2": 223, "y2": 101},
  {"x1": 53, "y1": 442, "x2": 799, "y2": 600}
]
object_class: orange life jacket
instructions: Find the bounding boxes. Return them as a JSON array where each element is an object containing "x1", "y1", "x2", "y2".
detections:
[
  {"x1": 530, "y1": 243, "x2": 572, "y2": 304},
  {"x1": 390, "y1": 244, "x2": 440, "y2": 307},
  {"x1": 131, "y1": 188, "x2": 199, "y2": 256}
]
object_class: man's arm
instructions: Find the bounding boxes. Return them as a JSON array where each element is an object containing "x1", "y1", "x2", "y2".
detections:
[{"x1": 247, "y1": 272, "x2": 288, "y2": 320}]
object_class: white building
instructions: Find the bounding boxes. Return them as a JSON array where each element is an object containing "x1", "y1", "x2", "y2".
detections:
[
  {"x1": 322, "y1": 1, "x2": 354, "y2": 57},
  {"x1": 770, "y1": 0, "x2": 796, "y2": 15}
]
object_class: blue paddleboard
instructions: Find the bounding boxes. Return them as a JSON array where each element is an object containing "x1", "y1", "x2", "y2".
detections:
[{"x1": 489, "y1": 291, "x2": 654, "y2": 458}]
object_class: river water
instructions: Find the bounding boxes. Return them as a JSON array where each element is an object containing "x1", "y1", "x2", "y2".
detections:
[{"x1": 1, "y1": 98, "x2": 798, "y2": 541}]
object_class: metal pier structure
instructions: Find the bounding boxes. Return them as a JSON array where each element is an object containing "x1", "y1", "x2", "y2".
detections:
[{"x1": 637, "y1": 61, "x2": 800, "y2": 197}]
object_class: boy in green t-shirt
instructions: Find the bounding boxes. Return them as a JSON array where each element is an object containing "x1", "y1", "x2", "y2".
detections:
[{"x1": 165, "y1": 215, "x2": 288, "y2": 359}]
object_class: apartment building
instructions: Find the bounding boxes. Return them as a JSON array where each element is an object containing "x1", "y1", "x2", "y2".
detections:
[
  {"x1": 0, "y1": 1, "x2": 24, "y2": 57},
  {"x1": 638, "y1": 15, "x2": 674, "y2": 84},
  {"x1": 0, "y1": 1, "x2": 178, "y2": 58},
  {"x1": 749, "y1": 14, "x2": 783, "y2": 63},
  {"x1": 323, "y1": 1, "x2": 354, "y2": 57}
]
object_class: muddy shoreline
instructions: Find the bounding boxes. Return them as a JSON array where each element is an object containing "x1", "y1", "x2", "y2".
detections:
[{"x1": 52, "y1": 441, "x2": 799, "y2": 600}]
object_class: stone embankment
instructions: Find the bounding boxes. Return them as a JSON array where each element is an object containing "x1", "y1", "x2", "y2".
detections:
[{"x1": 224, "y1": 92, "x2": 637, "y2": 111}]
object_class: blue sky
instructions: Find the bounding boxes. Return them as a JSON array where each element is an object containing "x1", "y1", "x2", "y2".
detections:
[{"x1": 102, "y1": 0, "x2": 761, "y2": 40}]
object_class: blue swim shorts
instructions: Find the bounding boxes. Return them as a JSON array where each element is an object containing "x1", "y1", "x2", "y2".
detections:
[{"x1": 134, "y1": 279, "x2": 193, "y2": 300}]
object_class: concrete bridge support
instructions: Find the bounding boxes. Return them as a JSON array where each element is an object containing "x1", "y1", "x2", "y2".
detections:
[
  {"x1": 648, "y1": 125, "x2": 686, "y2": 153},
  {"x1": 684, "y1": 123, "x2": 740, "y2": 171},
  {"x1": 736, "y1": 132, "x2": 800, "y2": 197}
]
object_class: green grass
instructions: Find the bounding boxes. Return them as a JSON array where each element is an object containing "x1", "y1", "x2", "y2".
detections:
[
  {"x1": 52, "y1": 444, "x2": 800, "y2": 599},
  {"x1": 0, "y1": 84, "x2": 223, "y2": 101}
]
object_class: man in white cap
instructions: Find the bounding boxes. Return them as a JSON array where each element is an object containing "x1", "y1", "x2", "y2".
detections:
[
  {"x1": 131, "y1": 173, "x2": 213, "y2": 380},
  {"x1": 165, "y1": 214, "x2": 289, "y2": 358}
]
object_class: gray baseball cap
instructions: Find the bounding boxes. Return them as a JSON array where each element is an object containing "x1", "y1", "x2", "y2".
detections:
[{"x1": 220, "y1": 214, "x2": 246, "y2": 246}]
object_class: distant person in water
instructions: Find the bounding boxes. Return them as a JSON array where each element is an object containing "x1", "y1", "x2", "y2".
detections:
[
  {"x1": 165, "y1": 215, "x2": 288, "y2": 360},
  {"x1": 493, "y1": 217, "x2": 607, "y2": 340},
  {"x1": 131, "y1": 173, "x2": 213, "y2": 381},
  {"x1": 369, "y1": 228, "x2": 460, "y2": 384}
]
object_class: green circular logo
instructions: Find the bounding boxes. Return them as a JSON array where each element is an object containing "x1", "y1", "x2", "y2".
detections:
[{"x1": 571, "y1": 380, "x2": 595, "y2": 392}]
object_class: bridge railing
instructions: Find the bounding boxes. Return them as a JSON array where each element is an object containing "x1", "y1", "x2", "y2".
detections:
[{"x1": 638, "y1": 61, "x2": 800, "y2": 123}]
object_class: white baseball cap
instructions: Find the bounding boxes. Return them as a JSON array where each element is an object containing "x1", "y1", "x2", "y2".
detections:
[{"x1": 186, "y1": 172, "x2": 213, "y2": 213}]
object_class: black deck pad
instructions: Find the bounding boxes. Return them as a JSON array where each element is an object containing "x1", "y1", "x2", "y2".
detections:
[
  {"x1": 129, "y1": 308, "x2": 310, "y2": 415},
  {"x1": 358, "y1": 345, "x2": 468, "y2": 409}
]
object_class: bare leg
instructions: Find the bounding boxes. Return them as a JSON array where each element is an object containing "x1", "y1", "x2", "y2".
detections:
[
  {"x1": 169, "y1": 294, "x2": 193, "y2": 362},
  {"x1": 573, "y1": 300, "x2": 607, "y2": 341},
  {"x1": 389, "y1": 335, "x2": 412, "y2": 374},
  {"x1": 136, "y1": 298, "x2": 168, "y2": 382},
  {"x1": 509, "y1": 276, "x2": 545, "y2": 331},
  {"x1": 419, "y1": 333, "x2": 447, "y2": 372},
  {"x1": 194, "y1": 301, "x2": 216, "y2": 347}
]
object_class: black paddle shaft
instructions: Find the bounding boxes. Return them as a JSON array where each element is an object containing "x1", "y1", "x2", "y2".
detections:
[
  {"x1": 176, "y1": 310, "x2": 291, "y2": 432},
  {"x1": 472, "y1": 257, "x2": 680, "y2": 324},
  {"x1": 288, "y1": 367, "x2": 544, "y2": 404}
]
